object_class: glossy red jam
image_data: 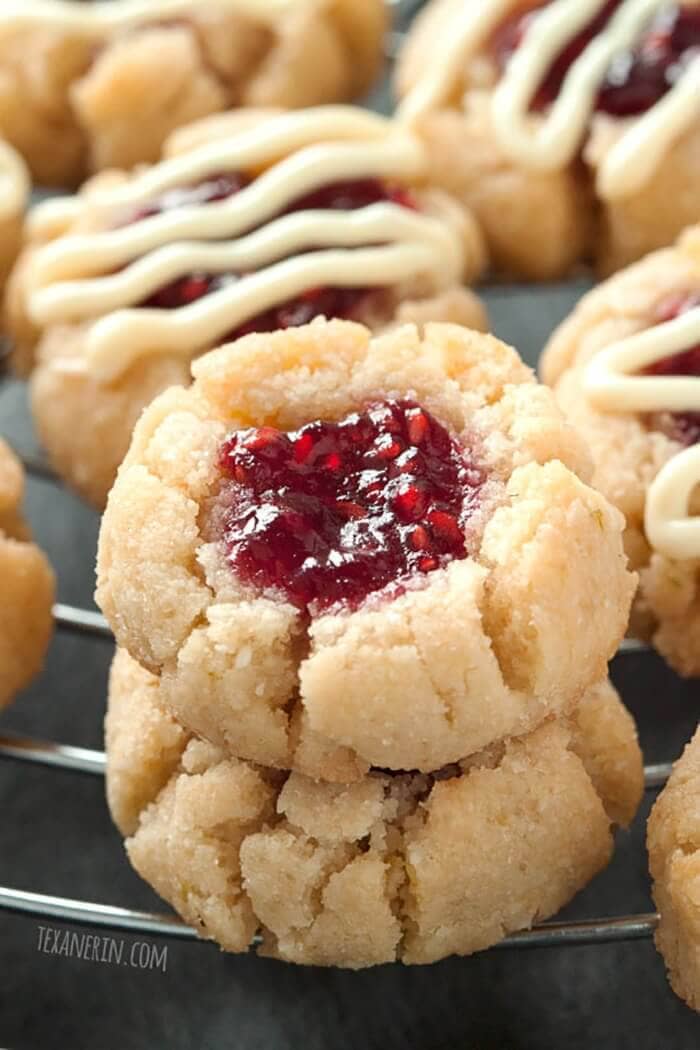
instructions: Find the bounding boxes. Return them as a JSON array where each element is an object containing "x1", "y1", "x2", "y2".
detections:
[
  {"x1": 645, "y1": 291, "x2": 700, "y2": 445},
  {"x1": 599, "y1": 5, "x2": 700, "y2": 116},
  {"x1": 130, "y1": 176, "x2": 415, "y2": 336},
  {"x1": 493, "y1": 2, "x2": 700, "y2": 116},
  {"x1": 217, "y1": 400, "x2": 484, "y2": 612},
  {"x1": 129, "y1": 173, "x2": 250, "y2": 224}
]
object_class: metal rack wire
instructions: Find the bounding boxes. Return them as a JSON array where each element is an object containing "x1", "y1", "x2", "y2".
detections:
[{"x1": 0, "y1": 0, "x2": 680, "y2": 960}]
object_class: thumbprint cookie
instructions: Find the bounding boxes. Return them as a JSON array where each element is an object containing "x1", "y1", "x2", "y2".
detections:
[
  {"x1": 106, "y1": 649, "x2": 643, "y2": 968},
  {"x1": 542, "y1": 226, "x2": 700, "y2": 676},
  {"x1": 0, "y1": 0, "x2": 387, "y2": 186},
  {"x1": 0, "y1": 438, "x2": 55, "y2": 710},
  {"x1": 7, "y1": 106, "x2": 487, "y2": 509},
  {"x1": 96, "y1": 319, "x2": 635, "y2": 777},
  {"x1": 395, "y1": 0, "x2": 700, "y2": 279}
]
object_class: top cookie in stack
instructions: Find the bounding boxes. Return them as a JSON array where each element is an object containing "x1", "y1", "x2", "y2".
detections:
[{"x1": 96, "y1": 318, "x2": 636, "y2": 778}]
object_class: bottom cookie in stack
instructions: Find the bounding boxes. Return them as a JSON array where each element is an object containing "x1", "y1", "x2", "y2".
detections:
[
  {"x1": 107, "y1": 649, "x2": 643, "y2": 969},
  {"x1": 648, "y1": 727, "x2": 700, "y2": 1012}
]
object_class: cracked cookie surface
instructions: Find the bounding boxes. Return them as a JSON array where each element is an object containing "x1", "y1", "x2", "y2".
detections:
[
  {"x1": 106, "y1": 649, "x2": 643, "y2": 968},
  {"x1": 96, "y1": 319, "x2": 635, "y2": 776}
]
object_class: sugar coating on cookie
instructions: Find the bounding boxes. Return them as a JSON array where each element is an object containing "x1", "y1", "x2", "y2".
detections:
[
  {"x1": 394, "y1": 0, "x2": 700, "y2": 278},
  {"x1": 7, "y1": 106, "x2": 487, "y2": 509},
  {"x1": 0, "y1": 0, "x2": 387, "y2": 186},
  {"x1": 96, "y1": 319, "x2": 635, "y2": 775},
  {"x1": 541, "y1": 225, "x2": 700, "y2": 676},
  {"x1": 649, "y1": 726, "x2": 700, "y2": 1012},
  {"x1": 106, "y1": 648, "x2": 643, "y2": 968},
  {"x1": 0, "y1": 438, "x2": 55, "y2": 709}
]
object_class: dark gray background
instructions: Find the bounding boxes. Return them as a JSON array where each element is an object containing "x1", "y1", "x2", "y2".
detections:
[{"x1": 1, "y1": 3, "x2": 700, "y2": 1047}]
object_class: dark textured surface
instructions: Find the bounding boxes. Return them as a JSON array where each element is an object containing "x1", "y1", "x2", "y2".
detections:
[{"x1": 1, "y1": 3, "x2": 700, "y2": 1045}]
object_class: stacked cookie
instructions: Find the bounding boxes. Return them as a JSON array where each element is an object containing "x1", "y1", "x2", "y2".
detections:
[{"x1": 97, "y1": 318, "x2": 643, "y2": 967}]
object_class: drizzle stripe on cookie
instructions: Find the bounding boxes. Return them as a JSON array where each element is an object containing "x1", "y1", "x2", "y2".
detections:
[
  {"x1": 396, "y1": 0, "x2": 516, "y2": 123},
  {"x1": 26, "y1": 108, "x2": 466, "y2": 380},
  {"x1": 644, "y1": 444, "x2": 700, "y2": 560},
  {"x1": 584, "y1": 305, "x2": 700, "y2": 559},
  {"x1": 596, "y1": 55, "x2": 700, "y2": 197}
]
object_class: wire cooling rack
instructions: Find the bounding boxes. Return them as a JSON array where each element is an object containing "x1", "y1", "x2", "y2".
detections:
[{"x1": 0, "y1": 0, "x2": 681, "y2": 961}]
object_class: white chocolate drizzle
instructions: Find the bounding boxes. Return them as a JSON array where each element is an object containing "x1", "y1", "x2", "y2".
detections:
[
  {"x1": 26, "y1": 195, "x2": 83, "y2": 242},
  {"x1": 398, "y1": 0, "x2": 700, "y2": 200},
  {"x1": 644, "y1": 444, "x2": 700, "y2": 561},
  {"x1": 397, "y1": 0, "x2": 516, "y2": 123},
  {"x1": 596, "y1": 53, "x2": 700, "y2": 198},
  {"x1": 26, "y1": 108, "x2": 466, "y2": 381},
  {"x1": 0, "y1": 0, "x2": 314, "y2": 34},
  {"x1": 0, "y1": 137, "x2": 29, "y2": 223},
  {"x1": 584, "y1": 305, "x2": 700, "y2": 560}
]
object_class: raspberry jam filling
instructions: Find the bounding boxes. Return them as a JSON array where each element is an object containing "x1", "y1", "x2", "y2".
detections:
[
  {"x1": 128, "y1": 176, "x2": 416, "y2": 337},
  {"x1": 644, "y1": 291, "x2": 700, "y2": 445},
  {"x1": 129, "y1": 173, "x2": 250, "y2": 223},
  {"x1": 217, "y1": 400, "x2": 484, "y2": 612},
  {"x1": 493, "y1": 2, "x2": 700, "y2": 115}
]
